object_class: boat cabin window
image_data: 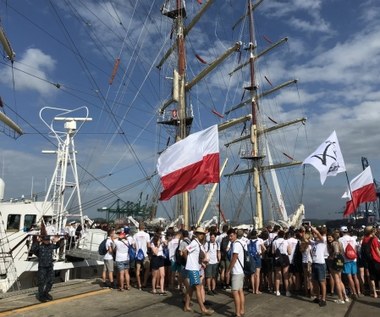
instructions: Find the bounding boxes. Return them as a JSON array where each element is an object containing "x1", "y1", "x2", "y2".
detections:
[
  {"x1": 161, "y1": 0, "x2": 186, "y2": 19},
  {"x1": 24, "y1": 214, "x2": 37, "y2": 231},
  {"x1": 7, "y1": 214, "x2": 21, "y2": 231}
]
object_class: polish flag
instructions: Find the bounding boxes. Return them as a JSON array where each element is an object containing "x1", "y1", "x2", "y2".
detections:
[
  {"x1": 157, "y1": 125, "x2": 219, "y2": 201},
  {"x1": 342, "y1": 166, "x2": 377, "y2": 217}
]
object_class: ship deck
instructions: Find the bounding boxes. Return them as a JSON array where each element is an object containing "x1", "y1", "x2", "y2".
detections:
[{"x1": 0, "y1": 279, "x2": 379, "y2": 317}]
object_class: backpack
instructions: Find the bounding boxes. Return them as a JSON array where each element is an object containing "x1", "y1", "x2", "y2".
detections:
[
  {"x1": 274, "y1": 242, "x2": 290, "y2": 267},
  {"x1": 175, "y1": 239, "x2": 190, "y2": 266},
  {"x1": 162, "y1": 244, "x2": 170, "y2": 259},
  {"x1": 235, "y1": 241, "x2": 255, "y2": 275},
  {"x1": 128, "y1": 242, "x2": 137, "y2": 261},
  {"x1": 248, "y1": 239, "x2": 259, "y2": 259},
  {"x1": 344, "y1": 243, "x2": 357, "y2": 260},
  {"x1": 220, "y1": 235, "x2": 229, "y2": 260},
  {"x1": 361, "y1": 238, "x2": 373, "y2": 262},
  {"x1": 98, "y1": 239, "x2": 108, "y2": 256},
  {"x1": 265, "y1": 236, "x2": 278, "y2": 258},
  {"x1": 136, "y1": 248, "x2": 145, "y2": 261}
]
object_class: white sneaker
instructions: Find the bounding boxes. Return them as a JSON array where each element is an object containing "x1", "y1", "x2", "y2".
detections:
[
  {"x1": 344, "y1": 297, "x2": 351, "y2": 303},
  {"x1": 286, "y1": 291, "x2": 291, "y2": 297},
  {"x1": 275, "y1": 291, "x2": 281, "y2": 296},
  {"x1": 334, "y1": 299, "x2": 345, "y2": 304}
]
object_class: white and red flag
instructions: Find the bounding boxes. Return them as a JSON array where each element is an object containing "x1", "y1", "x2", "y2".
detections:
[
  {"x1": 157, "y1": 125, "x2": 219, "y2": 201},
  {"x1": 302, "y1": 131, "x2": 346, "y2": 185},
  {"x1": 342, "y1": 166, "x2": 377, "y2": 217}
]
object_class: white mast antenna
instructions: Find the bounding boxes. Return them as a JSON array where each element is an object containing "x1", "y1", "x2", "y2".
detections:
[{"x1": 39, "y1": 106, "x2": 92, "y2": 234}]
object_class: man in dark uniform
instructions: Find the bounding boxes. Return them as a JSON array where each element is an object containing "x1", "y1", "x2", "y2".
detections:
[{"x1": 31, "y1": 235, "x2": 60, "y2": 302}]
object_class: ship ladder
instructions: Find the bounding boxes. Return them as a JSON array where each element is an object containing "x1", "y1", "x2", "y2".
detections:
[{"x1": 0, "y1": 211, "x2": 21, "y2": 292}]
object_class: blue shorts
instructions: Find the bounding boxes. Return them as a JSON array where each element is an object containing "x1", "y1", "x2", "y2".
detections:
[
  {"x1": 312, "y1": 263, "x2": 326, "y2": 282},
  {"x1": 343, "y1": 261, "x2": 357, "y2": 275},
  {"x1": 116, "y1": 260, "x2": 130, "y2": 271},
  {"x1": 187, "y1": 270, "x2": 201, "y2": 287}
]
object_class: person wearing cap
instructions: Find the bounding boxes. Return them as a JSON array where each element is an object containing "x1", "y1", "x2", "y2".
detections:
[
  {"x1": 183, "y1": 227, "x2": 214, "y2": 315},
  {"x1": 30, "y1": 235, "x2": 60, "y2": 302},
  {"x1": 339, "y1": 226, "x2": 361, "y2": 299}
]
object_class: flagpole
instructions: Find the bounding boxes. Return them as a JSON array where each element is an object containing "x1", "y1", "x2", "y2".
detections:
[{"x1": 344, "y1": 171, "x2": 357, "y2": 222}]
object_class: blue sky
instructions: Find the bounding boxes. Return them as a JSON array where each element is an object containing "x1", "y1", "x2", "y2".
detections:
[{"x1": 0, "y1": 0, "x2": 379, "y2": 223}]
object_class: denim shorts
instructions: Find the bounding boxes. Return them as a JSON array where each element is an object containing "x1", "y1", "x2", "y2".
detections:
[
  {"x1": 312, "y1": 263, "x2": 326, "y2": 282},
  {"x1": 116, "y1": 260, "x2": 130, "y2": 271}
]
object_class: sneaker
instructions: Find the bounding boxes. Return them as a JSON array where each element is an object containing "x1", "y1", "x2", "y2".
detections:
[
  {"x1": 334, "y1": 299, "x2": 345, "y2": 304},
  {"x1": 212, "y1": 290, "x2": 217, "y2": 295},
  {"x1": 275, "y1": 291, "x2": 281, "y2": 296},
  {"x1": 319, "y1": 300, "x2": 327, "y2": 307},
  {"x1": 344, "y1": 297, "x2": 351, "y2": 303},
  {"x1": 312, "y1": 298, "x2": 320, "y2": 303},
  {"x1": 286, "y1": 291, "x2": 291, "y2": 297},
  {"x1": 45, "y1": 293, "x2": 53, "y2": 301},
  {"x1": 37, "y1": 295, "x2": 48, "y2": 303},
  {"x1": 225, "y1": 287, "x2": 232, "y2": 292},
  {"x1": 207, "y1": 290, "x2": 214, "y2": 296}
]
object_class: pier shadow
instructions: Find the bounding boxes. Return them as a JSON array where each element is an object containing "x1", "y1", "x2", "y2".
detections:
[{"x1": 159, "y1": 288, "x2": 235, "y2": 316}]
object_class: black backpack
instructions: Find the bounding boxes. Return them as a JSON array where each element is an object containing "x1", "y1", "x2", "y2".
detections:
[
  {"x1": 361, "y1": 237, "x2": 373, "y2": 262},
  {"x1": 265, "y1": 236, "x2": 278, "y2": 258},
  {"x1": 98, "y1": 239, "x2": 108, "y2": 256},
  {"x1": 175, "y1": 238, "x2": 190, "y2": 266},
  {"x1": 220, "y1": 235, "x2": 229, "y2": 260}
]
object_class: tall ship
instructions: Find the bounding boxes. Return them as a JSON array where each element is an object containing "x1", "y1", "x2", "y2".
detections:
[
  {"x1": 0, "y1": 0, "x2": 309, "y2": 292},
  {"x1": 156, "y1": 0, "x2": 306, "y2": 229}
]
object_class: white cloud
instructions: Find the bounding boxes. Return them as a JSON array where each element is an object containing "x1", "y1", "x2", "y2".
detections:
[{"x1": 0, "y1": 48, "x2": 56, "y2": 95}]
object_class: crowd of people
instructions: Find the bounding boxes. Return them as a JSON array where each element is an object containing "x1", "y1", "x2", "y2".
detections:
[{"x1": 98, "y1": 222, "x2": 380, "y2": 317}]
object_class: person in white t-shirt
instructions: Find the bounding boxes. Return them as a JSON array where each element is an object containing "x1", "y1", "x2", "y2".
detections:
[
  {"x1": 226, "y1": 228, "x2": 245, "y2": 317},
  {"x1": 339, "y1": 226, "x2": 361, "y2": 298},
  {"x1": 168, "y1": 230, "x2": 181, "y2": 290},
  {"x1": 102, "y1": 228, "x2": 115, "y2": 288},
  {"x1": 310, "y1": 226, "x2": 328, "y2": 307},
  {"x1": 133, "y1": 223, "x2": 151, "y2": 290},
  {"x1": 205, "y1": 232, "x2": 219, "y2": 295},
  {"x1": 272, "y1": 230, "x2": 291, "y2": 297},
  {"x1": 247, "y1": 230, "x2": 266, "y2": 294},
  {"x1": 114, "y1": 231, "x2": 135, "y2": 291},
  {"x1": 183, "y1": 227, "x2": 214, "y2": 316}
]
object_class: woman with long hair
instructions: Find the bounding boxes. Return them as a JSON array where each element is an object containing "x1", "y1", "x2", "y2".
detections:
[
  {"x1": 150, "y1": 233, "x2": 167, "y2": 295},
  {"x1": 326, "y1": 231, "x2": 346, "y2": 303}
]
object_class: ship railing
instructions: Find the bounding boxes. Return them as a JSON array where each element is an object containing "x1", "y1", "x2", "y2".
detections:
[{"x1": 65, "y1": 229, "x2": 106, "y2": 261}]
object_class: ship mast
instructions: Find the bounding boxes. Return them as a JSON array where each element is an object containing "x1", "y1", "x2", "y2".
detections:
[
  {"x1": 176, "y1": 1, "x2": 190, "y2": 229},
  {"x1": 224, "y1": 0, "x2": 305, "y2": 229},
  {"x1": 159, "y1": 0, "x2": 246, "y2": 229},
  {"x1": 247, "y1": 0, "x2": 264, "y2": 228}
]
